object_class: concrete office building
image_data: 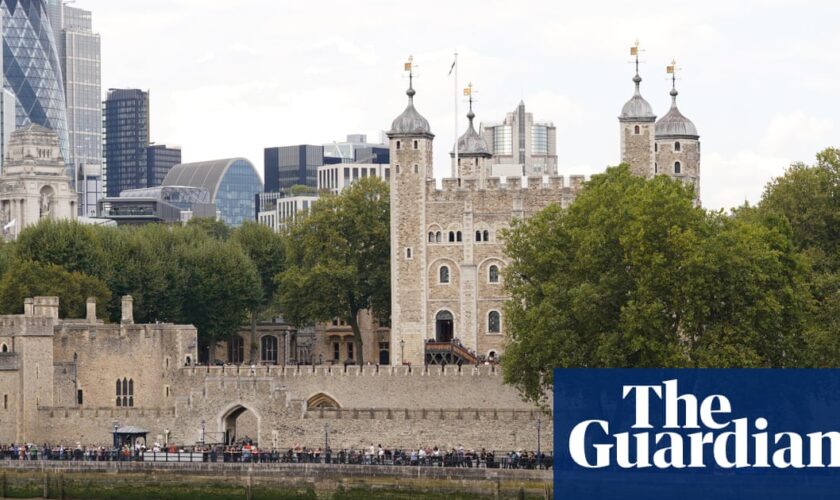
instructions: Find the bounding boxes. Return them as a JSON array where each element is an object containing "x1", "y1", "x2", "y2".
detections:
[
  {"x1": 323, "y1": 134, "x2": 389, "y2": 164},
  {"x1": 317, "y1": 163, "x2": 390, "y2": 195},
  {"x1": 480, "y1": 101, "x2": 557, "y2": 177},
  {"x1": 98, "y1": 186, "x2": 216, "y2": 226}
]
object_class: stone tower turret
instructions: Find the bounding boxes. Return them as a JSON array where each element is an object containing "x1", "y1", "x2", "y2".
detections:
[
  {"x1": 619, "y1": 46, "x2": 656, "y2": 178},
  {"x1": 450, "y1": 96, "x2": 492, "y2": 182},
  {"x1": 388, "y1": 62, "x2": 434, "y2": 366},
  {"x1": 655, "y1": 63, "x2": 701, "y2": 203}
]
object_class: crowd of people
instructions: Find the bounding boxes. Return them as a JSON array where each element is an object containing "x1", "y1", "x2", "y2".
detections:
[{"x1": 0, "y1": 441, "x2": 551, "y2": 469}]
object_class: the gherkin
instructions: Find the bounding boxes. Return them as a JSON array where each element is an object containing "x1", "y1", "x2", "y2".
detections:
[{"x1": 1, "y1": 0, "x2": 70, "y2": 171}]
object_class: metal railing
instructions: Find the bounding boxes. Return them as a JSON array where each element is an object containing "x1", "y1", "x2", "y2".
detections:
[{"x1": 0, "y1": 448, "x2": 553, "y2": 469}]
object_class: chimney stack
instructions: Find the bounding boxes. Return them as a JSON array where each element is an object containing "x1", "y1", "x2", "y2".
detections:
[
  {"x1": 86, "y1": 297, "x2": 97, "y2": 323},
  {"x1": 121, "y1": 296, "x2": 134, "y2": 325}
]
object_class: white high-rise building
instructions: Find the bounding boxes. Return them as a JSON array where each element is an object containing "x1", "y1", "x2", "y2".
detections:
[{"x1": 58, "y1": 5, "x2": 103, "y2": 216}]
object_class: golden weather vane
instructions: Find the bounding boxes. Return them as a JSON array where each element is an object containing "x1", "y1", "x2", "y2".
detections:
[
  {"x1": 630, "y1": 39, "x2": 644, "y2": 74},
  {"x1": 666, "y1": 58, "x2": 682, "y2": 89}
]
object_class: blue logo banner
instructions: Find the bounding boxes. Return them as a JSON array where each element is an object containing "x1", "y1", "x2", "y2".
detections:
[{"x1": 554, "y1": 369, "x2": 840, "y2": 500}]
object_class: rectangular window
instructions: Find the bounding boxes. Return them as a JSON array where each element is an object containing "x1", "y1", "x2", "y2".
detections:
[
  {"x1": 77, "y1": 389, "x2": 83, "y2": 406},
  {"x1": 3, "y1": 394, "x2": 7, "y2": 410},
  {"x1": 347, "y1": 342, "x2": 354, "y2": 361},
  {"x1": 333, "y1": 342, "x2": 340, "y2": 361}
]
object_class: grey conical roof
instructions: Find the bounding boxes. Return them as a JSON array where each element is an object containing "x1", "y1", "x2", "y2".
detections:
[
  {"x1": 389, "y1": 86, "x2": 432, "y2": 137},
  {"x1": 655, "y1": 88, "x2": 698, "y2": 138},
  {"x1": 619, "y1": 74, "x2": 656, "y2": 122},
  {"x1": 451, "y1": 110, "x2": 490, "y2": 157}
]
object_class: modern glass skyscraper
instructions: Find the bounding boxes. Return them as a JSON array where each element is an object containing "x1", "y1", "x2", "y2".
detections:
[
  {"x1": 1, "y1": 0, "x2": 71, "y2": 168},
  {"x1": 59, "y1": 5, "x2": 101, "y2": 214},
  {"x1": 146, "y1": 143, "x2": 181, "y2": 188},
  {"x1": 103, "y1": 89, "x2": 150, "y2": 197}
]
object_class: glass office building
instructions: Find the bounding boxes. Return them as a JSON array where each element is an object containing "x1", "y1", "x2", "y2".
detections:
[
  {"x1": 162, "y1": 158, "x2": 263, "y2": 227},
  {"x1": 103, "y1": 89, "x2": 150, "y2": 197},
  {"x1": 146, "y1": 144, "x2": 181, "y2": 188},
  {"x1": 1, "y1": 0, "x2": 70, "y2": 168},
  {"x1": 264, "y1": 145, "x2": 322, "y2": 192},
  {"x1": 60, "y1": 5, "x2": 102, "y2": 213}
]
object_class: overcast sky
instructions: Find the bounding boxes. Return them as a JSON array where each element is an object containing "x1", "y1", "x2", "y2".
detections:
[{"x1": 82, "y1": 0, "x2": 839, "y2": 211}]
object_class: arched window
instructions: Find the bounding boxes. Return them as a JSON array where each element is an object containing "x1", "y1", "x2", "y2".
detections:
[
  {"x1": 483, "y1": 230, "x2": 490, "y2": 242},
  {"x1": 228, "y1": 336, "x2": 244, "y2": 364},
  {"x1": 413, "y1": 140, "x2": 419, "y2": 149},
  {"x1": 674, "y1": 141, "x2": 681, "y2": 152},
  {"x1": 674, "y1": 162, "x2": 681, "y2": 174},
  {"x1": 489, "y1": 265, "x2": 500, "y2": 283},
  {"x1": 395, "y1": 165, "x2": 400, "y2": 174},
  {"x1": 406, "y1": 248, "x2": 412, "y2": 259},
  {"x1": 396, "y1": 141, "x2": 401, "y2": 150},
  {"x1": 116, "y1": 379, "x2": 122, "y2": 407},
  {"x1": 440, "y1": 266, "x2": 450, "y2": 284},
  {"x1": 261, "y1": 336, "x2": 279, "y2": 364},
  {"x1": 428, "y1": 232, "x2": 435, "y2": 243},
  {"x1": 456, "y1": 231, "x2": 462, "y2": 242},
  {"x1": 475, "y1": 231, "x2": 482, "y2": 242},
  {"x1": 413, "y1": 165, "x2": 418, "y2": 174},
  {"x1": 655, "y1": 163, "x2": 658, "y2": 174},
  {"x1": 436, "y1": 232, "x2": 442, "y2": 243},
  {"x1": 655, "y1": 143, "x2": 658, "y2": 152},
  {"x1": 1, "y1": 344, "x2": 7, "y2": 353},
  {"x1": 449, "y1": 232, "x2": 455, "y2": 243},
  {"x1": 634, "y1": 125, "x2": 640, "y2": 135},
  {"x1": 488, "y1": 311, "x2": 501, "y2": 333}
]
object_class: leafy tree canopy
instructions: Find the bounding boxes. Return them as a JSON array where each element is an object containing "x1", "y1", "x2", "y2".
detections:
[
  {"x1": 276, "y1": 177, "x2": 390, "y2": 364},
  {"x1": 0, "y1": 260, "x2": 111, "y2": 319},
  {"x1": 502, "y1": 166, "x2": 812, "y2": 404}
]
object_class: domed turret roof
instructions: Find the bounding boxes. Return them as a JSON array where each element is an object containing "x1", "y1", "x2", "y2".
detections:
[
  {"x1": 655, "y1": 88, "x2": 698, "y2": 138},
  {"x1": 619, "y1": 74, "x2": 656, "y2": 122},
  {"x1": 451, "y1": 109, "x2": 490, "y2": 157},
  {"x1": 389, "y1": 86, "x2": 433, "y2": 137}
]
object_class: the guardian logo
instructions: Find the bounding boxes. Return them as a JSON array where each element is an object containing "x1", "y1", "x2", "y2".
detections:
[{"x1": 568, "y1": 378, "x2": 840, "y2": 470}]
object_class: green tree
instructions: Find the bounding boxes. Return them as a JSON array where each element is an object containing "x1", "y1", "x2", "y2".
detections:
[
  {"x1": 187, "y1": 217, "x2": 231, "y2": 240},
  {"x1": 502, "y1": 166, "x2": 812, "y2": 404},
  {"x1": 276, "y1": 177, "x2": 390, "y2": 364},
  {"x1": 178, "y1": 238, "x2": 260, "y2": 358},
  {"x1": 232, "y1": 222, "x2": 286, "y2": 362},
  {"x1": 754, "y1": 147, "x2": 840, "y2": 365},
  {"x1": 14, "y1": 220, "x2": 104, "y2": 276},
  {"x1": 0, "y1": 260, "x2": 111, "y2": 318}
]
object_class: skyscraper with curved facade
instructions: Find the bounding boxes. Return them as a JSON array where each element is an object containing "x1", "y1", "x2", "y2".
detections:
[{"x1": 1, "y1": 0, "x2": 70, "y2": 170}]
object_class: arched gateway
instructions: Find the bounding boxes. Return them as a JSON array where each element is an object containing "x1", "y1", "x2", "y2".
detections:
[{"x1": 218, "y1": 403, "x2": 261, "y2": 446}]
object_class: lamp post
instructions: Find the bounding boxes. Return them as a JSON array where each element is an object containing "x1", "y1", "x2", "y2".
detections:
[
  {"x1": 324, "y1": 424, "x2": 330, "y2": 461},
  {"x1": 400, "y1": 339, "x2": 405, "y2": 364},
  {"x1": 200, "y1": 419, "x2": 206, "y2": 445},
  {"x1": 536, "y1": 417, "x2": 542, "y2": 468}
]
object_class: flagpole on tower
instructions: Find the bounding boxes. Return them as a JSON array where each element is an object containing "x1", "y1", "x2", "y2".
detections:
[{"x1": 451, "y1": 52, "x2": 459, "y2": 178}]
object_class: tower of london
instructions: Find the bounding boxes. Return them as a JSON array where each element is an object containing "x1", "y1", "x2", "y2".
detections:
[{"x1": 389, "y1": 62, "x2": 700, "y2": 366}]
